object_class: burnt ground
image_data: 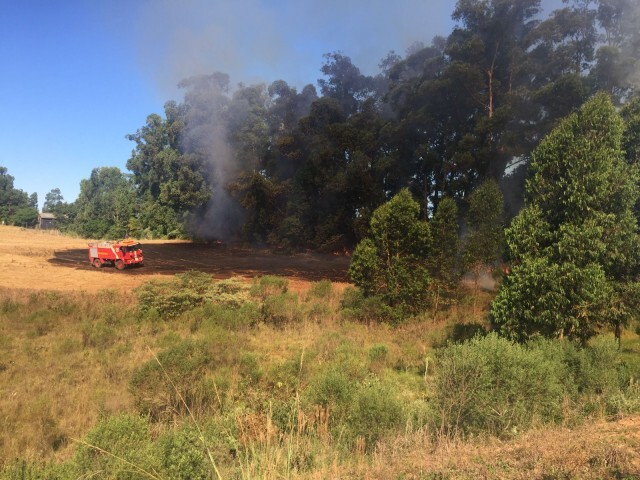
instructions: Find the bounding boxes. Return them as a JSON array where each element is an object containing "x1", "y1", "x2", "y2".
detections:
[{"x1": 49, "y1": 242, "x2": 351, "y2": 282}]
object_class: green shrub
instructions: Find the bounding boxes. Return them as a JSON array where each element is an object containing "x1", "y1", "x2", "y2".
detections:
[
  {"x1": 0, "y1": 297, "x2": 21, "y2": 315},
  {"x1": 0, "y1": 460, "x2": 74, "y2": 480},
  {"x1": 207, "y1": 276, "x2": 251, "y2": 309},
  {"x1": 305, "y1": 367, "x2": 355, "y2": 411},
  {"x1": 606, "y1": 380, "x2": 640, "y2": 416},
  {"x1": 434, "y1": 334, "x2": 566, "y2": 437},
  {"x1": 308, "y1": 279, "x2": 333, "y2": 299},
  {"x1": 306, "y1": 302, "x2": 331, "y2": 323},
  {"x1": 238, "y1": 352, "x2": 262, "y2": 385},
  {"x1": 175, "y1": 270, "x2": 214, "y2": 294},
  {"x1": 81, "y1": 320, "x2": 117, "y2": 348},
  {"x1": 129, "y1": 339, "x2": 216, "y2": 421},
  {"x1": 261, "y1": 292, "x2": 302, "y2": 326},
  {"x1": 447, "y1": 322, "x2": 487, "y2": 344},
  {"x1": 192, "y1": 301, "x2": 261, "y2": 332},
  {"x1": 135, "y1": 271, "x2": 214, "y2": 319},
  {"x1": 347, "y1": 378, "x2": 404, "y2": 450},
  {"x1": 42, "y1": 291, "x2": 78, "y2": 316},
  {"x1": 156, "y1": 426, "x2": 210, "y2": 480},
  {"x1": 573, "y1": 336, "x2": 628, "y2": 395},
  {"x1": 250, "y1": 275, "x2": 288, "y2": 299},
  {"x1": 367, "y1": 344, "x2": 388, "y2": 362},
  {"x1": 74, "y1": 414, "x2": 157, "y2": 479},
  {"x1": 135, "y1": 279, "x2": 206, "y2": 319},
  {"x1": 340, "y1": 287, "x2": 400, "y2": 324},
  {"x1": 25, "y1": 310, "x2": 54, "y2": 337},
  {"x1": 99, "y1": 302, "x2": 134, "y2": 327}
]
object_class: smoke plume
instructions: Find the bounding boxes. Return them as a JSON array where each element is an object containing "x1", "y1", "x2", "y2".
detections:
[{"x1": 179, "y1": 73, "x2": 244, "y2": 241}]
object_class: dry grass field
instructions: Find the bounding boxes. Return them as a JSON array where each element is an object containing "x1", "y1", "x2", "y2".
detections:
[
  {"x1": 0, "y1": 226, "x2": 160, "y2": 292},
  {"x1": 0, "y1": 226, "x2": 639, "y2": 479},
  {"x1": 0, "y1": 226, "x2": 350, "y2": 293}
]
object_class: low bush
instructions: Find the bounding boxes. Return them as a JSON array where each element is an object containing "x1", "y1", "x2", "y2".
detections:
[
  {"x1": 0, "y1": 460, "x2": 74, "y2": 480},
  {"x1": 136, "y1": 273, "x2": 253, "y2": 320},
  {"x1": 340, "y1": 287, "x2": 400, "y2": 324},
  {"x1": 308, "y1": 279, "x2": 333, "y2": 300},
  {"x1": 135, "y1": 278, "x2": 208, "y2": 319},
  {"x1": 187, "y1": 301, "x2": 261, "y2": 332},
  {"x1": 261, "y1": 292, "x2": 303, "y2": 326},
  {"x1": 570, "y1": 336, "x2": 628, "y2": 396},
  {"x1": 129, "y1": 339, "x2": 216, "y2": 421},
  {"x1": 368, "y1": 343, "x2": 388, "y2": 362},
  {"x1": 446, "y1": 322, "x2": 487, "y2": 344},
  {"x1": 250, "y1": 276, "x2": 288, "y2": 300},
  {"x1": 74, "y1": 414, "x2": 157, "y2": 479},
  {"x1": 306, "y1": 301, "x2": 331, "y2": 323},
  {"x1": 304, "y1": 366, "x2": 356, "y2": 432},
  {"x1": 433, "y1": 333, "x2": 566, "y2": 438},
  {"x1": 347, "y1": 378, "x2": 404, "y2": 450},
  {"x1": 156, "y1": 426, "x2": 211, "y2": 480},
  {"x1": 81, "y1": 320, "x2": 117, "y2": 349}
]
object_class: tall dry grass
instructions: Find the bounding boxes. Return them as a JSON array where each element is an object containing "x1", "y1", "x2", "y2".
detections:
[{"x1": 1, "y1": 276, "x2": 639, "y2": 479}]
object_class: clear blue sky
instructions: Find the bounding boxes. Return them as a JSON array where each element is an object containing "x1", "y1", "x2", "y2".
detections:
[{"x1": 1, "y1": 1, "x2": 561, "y2": 209}]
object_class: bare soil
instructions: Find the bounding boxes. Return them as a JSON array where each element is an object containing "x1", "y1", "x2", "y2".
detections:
[{"x1": 0, "y1": 226, "x2": 350, "y2": 292}]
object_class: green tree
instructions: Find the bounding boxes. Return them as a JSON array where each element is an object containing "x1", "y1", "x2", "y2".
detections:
[
  {"x1": 463, "y1": 179, "x2": 505, "y2": 313},
  {"x1": 428, "y1": 197, "x2": 461, "y2": 319},
  {"x1": 491, "y1": 93, "x2": 640, "y2": 342},
  {"x1": 318, "y1": 52, "x2": 377, "y2": 116},
  {"x1": 72, "y1": 167, "x2": 136, "y2": 238},
  {"x1": 590, "y1": 0, "x2": 640, "y2": 99},
  {"x1": 42, "y1": 188, "x2": 63, "y2": 213},
  {"x1": 11, "y1": 206, "x2": 38, "y2": 227},
  {"x1": 0, "y1": 166, "x2": 38, "y2": 226},
  {"x1": 127, "y1": 99, "x2": 211, "y2": 238},
  {"x1": 349, "y1": 189, "x2": 431, "y2": 316},
  {"x1": 42, "y1": 188, "x2": 76, "y2": 231},
  {"x1": 621, "y1": 96, "x2": 640, "y2": 165}
]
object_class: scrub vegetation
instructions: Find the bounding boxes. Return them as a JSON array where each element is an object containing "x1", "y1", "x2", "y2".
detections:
[
  {"x1": 3, "y1": 0, "x2": 640, "y2": 478},
  {"x1": 1, "y1": 273, "x2": 639, "y2": 479}
]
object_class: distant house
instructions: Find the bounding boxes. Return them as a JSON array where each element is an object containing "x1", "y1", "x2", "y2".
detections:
[{"x1": 38, "y1": 212, "x2": 56, "y2": 230}]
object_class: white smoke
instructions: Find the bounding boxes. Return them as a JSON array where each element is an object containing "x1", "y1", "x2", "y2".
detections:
[
  {"x1": 131, "y1": 0, "x2": 460, "y2": 94},
  {"x1": 178, "y1": 73, "x2": 245, "y2": 241}
]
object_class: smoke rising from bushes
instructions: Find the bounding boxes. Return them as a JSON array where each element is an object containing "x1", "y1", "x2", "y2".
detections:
[{"x1": 177, "y1": 74, "x2": 245, "y2": 241}]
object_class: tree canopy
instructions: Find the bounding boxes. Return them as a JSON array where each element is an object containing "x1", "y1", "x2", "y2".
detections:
[
  {"x1": 6, "y1": 0, "x2": 640, "y2": 252},
  {"x1": 491, "y1": 93, "x2": 640, "y2": 342},
  {"x1": 349, "y1": 189, "x2": 431, "y2": 316},
  {"x1": 0, "y1": 166, "x2": 38, "y2": 227}
]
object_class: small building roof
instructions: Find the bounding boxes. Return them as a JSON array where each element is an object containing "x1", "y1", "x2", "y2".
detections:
[{"x1": 39, "y1": 213, "x2": 56, "y2": 219}]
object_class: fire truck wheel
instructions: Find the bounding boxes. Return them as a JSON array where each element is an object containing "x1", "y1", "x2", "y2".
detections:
[
  {"x1": 115, "y1": 260, "x2": 125, "y2": 270},
  {"x1": 92, "y1": 258, "x2": 102, "y2": 268}
]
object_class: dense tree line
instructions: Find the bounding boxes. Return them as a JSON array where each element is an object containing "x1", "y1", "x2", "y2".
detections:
[
  {"x1": 13, "y1": 0, "x2": 637, "y2": 248},
  {"x1": 0, "y1": 167, "x2": 38, "y2": 227},
  {"x1": 1, "y1": 0, "x2": 639, "y2": 345}
]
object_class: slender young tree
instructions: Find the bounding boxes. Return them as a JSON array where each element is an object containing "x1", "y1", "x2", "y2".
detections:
[
  {"x1": 463, "y1": 179, "x2": 505, "y2": 315},
  {"x1": 491, "y1": 93, "x2": 640, "y2": 343},
  {"x1": 428, "y1": 197, "x2": 461, "y2": 320}
]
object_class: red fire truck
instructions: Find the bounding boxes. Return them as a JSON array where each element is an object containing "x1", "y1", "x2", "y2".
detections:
[{"x1": 88, "y1": 240, "x2": 144, "y2": 270}]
